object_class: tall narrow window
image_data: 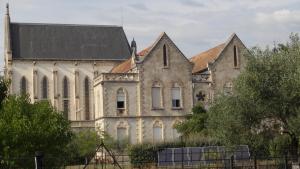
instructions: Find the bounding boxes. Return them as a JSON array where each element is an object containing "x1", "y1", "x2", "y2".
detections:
[
  {"x1": 171, "y1": 87, "x2": 181, "y2": 108},
  {"x1": 84, "y1": 77, "x2": 90, "y2": 120},
  {"x1": 117, "y1": 89, "x2": 125, "y2": 109},
  {"x1": 152, "y1": 84, "x2": 162, "y2": 109},
  {"x1": 163, "y1": 45, "x2": 168, "y2": 67},
  {"x1": 153, "y1": 121, "x2": 163, "y2": 143},
  {"x1": 42, "y1": 76, "x2": 48, "y2": 99},
  {"x1": 20, "y1": 76, "x2": 27, "y2": 94},
  {"x1": 63, "y1": 76, "x2": 69, "y2": 119},
  {"x1": 234, "y1": 45, "x2": 238, "y2": 67}
]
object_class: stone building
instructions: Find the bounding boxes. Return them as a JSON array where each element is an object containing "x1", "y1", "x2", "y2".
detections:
[
  {"x1": 3, "y1": 5, "x2": 131, "y2": 130},
  {"x1": 4, "y1": 4, "x2": 248, "y2": 143}
]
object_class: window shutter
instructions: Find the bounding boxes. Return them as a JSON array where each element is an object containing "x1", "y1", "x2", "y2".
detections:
[
  {"x1": 152, "y1": 87, "x2": 161, "y2": 108},
  {"x1": 172, "y1": 87, "x2": 180, "y2": 100}
]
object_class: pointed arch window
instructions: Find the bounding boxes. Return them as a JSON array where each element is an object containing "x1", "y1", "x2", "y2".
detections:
[
  {"x1": 63, "y1": 76, "x2": 69, "y2": 119},
  {"x1": 20, "y1": 76, "x2": 27, "y2": 94},
  {"x1": 234, "y1": 45, "x2": 239, "y2": 67},
  {"x1": 84, "y1": 77, "x2": 90, "y2": 120},
  {"x1": 42, "y1": 76, "x2": 48, "y2": 99},
  {"x1": 163, "y1": 45, "x2": 168, "y2": 67}
]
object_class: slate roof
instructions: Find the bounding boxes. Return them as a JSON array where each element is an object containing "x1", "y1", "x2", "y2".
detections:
[
  {"x1": 10, "y1": 22, "x2": 131, "y2": 60},
  {"x1": 190, "y1": 43, "x2": 226, "y2": 73}
]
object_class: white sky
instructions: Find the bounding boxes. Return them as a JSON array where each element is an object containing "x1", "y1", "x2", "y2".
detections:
[{"x1": 1, "y1": 0, "x2": 300, "y2": 67}]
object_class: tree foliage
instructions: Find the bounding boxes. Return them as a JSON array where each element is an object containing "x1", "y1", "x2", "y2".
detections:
[
  {"x1": 175, "y1": 103, "x2": 208, "y2": 137},
  {"x1": 208, "y1": 33, "x2": 300, "y2": 157},
  {"x1": 0, "y1": 93, "x2": 73, "y2": 168}
]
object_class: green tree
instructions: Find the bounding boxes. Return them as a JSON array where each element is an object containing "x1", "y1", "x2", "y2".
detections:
[
  {"x1": 208, "y1": 33, "x2": 300, "y2": 158},
  {"x1": 0, "y1": 95, "x2": 73, "y2": 168},
  {"x1": 175, "y1": 103, "x2": 208, "y2": 137}
]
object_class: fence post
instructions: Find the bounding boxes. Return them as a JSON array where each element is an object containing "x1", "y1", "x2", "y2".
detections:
[
  {"x1": 285, "y1": 153, "x2": 288, "y2": 169},
  {"x1": 180, "y1": 136, "x2": 184, "y2": 169},
  {"x1": 254, "y1": 154, "x2": 257, "y2": 169},
  {"x1": 230, "y1": 155, "x2": 234, "y2": 169},
  {"x1": 34, "y1": 151, "x2": 43, "y2": 169}
]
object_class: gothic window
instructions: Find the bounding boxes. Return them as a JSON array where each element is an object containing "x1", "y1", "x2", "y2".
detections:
[
  {"x1": 63, "y1": 76, "x2": 69, "y2": 119},
  {"x1": 171, "y1": 87, "x2": 181, "y2": 108},
  {"x1": 163, "y1": 45, "x2": 168, "y2": 67},
  {"x1": 84, "y1": 77, "x2": 90, "y2": 120},
  {"x1": 153, "y1": 120, "x2": 163, "y2": 143},
  {"x1": 234, "y1": 45, "x2": 239, "y2": 67},
  {"x1": 20, "y1": 76, "x2": 27, "y2": 94},
  {"x1": 117, "y1": 88, "x2": 125, "y2": 109},
  {"x1": 152, "y1": 82, "x2": 162, "y2": 109},
  {"x1": 41, "y1": 76, "x2": 48, "y2": 99}
]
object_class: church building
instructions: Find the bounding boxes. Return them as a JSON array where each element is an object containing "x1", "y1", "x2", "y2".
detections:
[{"x1": 3, "y1": 4, "x2": 248, "y2": 143}]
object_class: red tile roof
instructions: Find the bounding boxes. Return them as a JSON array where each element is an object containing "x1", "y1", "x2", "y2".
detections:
[
  {"x1": 110, "y1": 58, "x2": 132, "y2": 73},
  {"x1": 190, "y1": 43, "x2": 226, "y2": 73}
]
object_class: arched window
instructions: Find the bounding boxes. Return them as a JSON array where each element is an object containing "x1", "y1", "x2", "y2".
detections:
[
  {"x1": 153, "y1": 120, "x2": 163, "y2": 143},
  {"x1": 116, "y1": 121, "x2": 129, "y2": 144},
  {"x1": 234, "y1": 45, "x2": 238, "y2": 67},
  {"x1": 84, "y1": 77, "x2": 90, "y2": 120},
  {"x1": 63, "y1": 76, "x2": 69, "y2": 119},
  {"x1": 117, "y1": 88, "x2": 126, "y2": 109},
  {"x1": 41, "y1": 76, "x2": 48, "y2": 99},
  {"x1": 20, "y1": 76, "x2": 27, "y2": 94},
  {"x1": 163, "y1": 45, "x2": 168, "y2": 67},
  {"x1": 152, "y1": 81, "x2": 162, "y2": 109}
]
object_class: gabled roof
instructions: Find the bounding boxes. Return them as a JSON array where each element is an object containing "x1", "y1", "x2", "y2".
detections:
[
  {"x1": 10, "y1": 22, "x2": 131, "y2": 60},
  {"x1": 190, "y1": 33, "x2": 245, "y2": 74},
  {"x1": 110, "y1": 32, "x2": 191, "y2": 73},
  {"x1": 190, "y1": 43, "x2": 226, "y2": 73}
]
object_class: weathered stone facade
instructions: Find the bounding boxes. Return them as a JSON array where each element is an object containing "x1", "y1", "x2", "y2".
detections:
[
  {"x1": 94, "y1": 33, "x2": 248, "y2": 143},
  {"x1": 4, "y1": 4, "x2": 248, "y2": 142}
]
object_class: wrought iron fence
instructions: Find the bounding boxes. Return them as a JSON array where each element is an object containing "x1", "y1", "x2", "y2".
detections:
[{"x1": 0, "y1": 150, "x2": 298, "y2": 169}]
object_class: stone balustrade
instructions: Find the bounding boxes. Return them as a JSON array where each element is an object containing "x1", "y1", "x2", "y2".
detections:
[
  {"x1": 192, "y1": 73, "x2": 211, "y2": 83},
  {"x1": 94, "y1": 73, "x2": 139, "y2": 84}
]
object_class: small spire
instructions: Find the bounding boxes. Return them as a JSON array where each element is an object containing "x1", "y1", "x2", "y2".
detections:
[
  {"x1": 130, "y1": 38, "x2": 137, "y2": 55},
  {"x1": 6, "y1": 3, "x2": 9, "y2": 15}
]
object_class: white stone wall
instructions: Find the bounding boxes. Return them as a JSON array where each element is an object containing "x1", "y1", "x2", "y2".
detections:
[{"x1": 10, "y1": 60, "x2": 120, "y2": 121}]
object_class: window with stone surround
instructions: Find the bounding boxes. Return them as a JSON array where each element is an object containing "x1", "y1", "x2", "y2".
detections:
[
  {"x1": 163, "y1": 44, "x2": 168, "y2": 67},
  {"x1": 153, "y1": 120, "x2": 163, "y2": 143},
  {"x1": 171, "y1": 83, "x2": 182, "y2": 108},
  {"x1": 41, "y1": 76, "x2": 48, "y2": 99},
  {"x1": 84, "y1": 77, "x2": 90, "y2": 120},
  {"x1": 234, "y1": 45, "x2": 239, "y2": 68},
  {"x1": 152, "y1": 81, "x2": 163, "y2": 109},
  {"x1": 20, "y1": 76, "x2": 27, "y2": 94},
  {"x1": 117, "y1": 88, "x2": 126, "y2": 109},
  {"x1": 62, "y1": 76, "x2": 69, "y2": 119}
]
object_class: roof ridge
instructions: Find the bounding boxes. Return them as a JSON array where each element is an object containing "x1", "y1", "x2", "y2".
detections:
[{"x1": 11, "y1": 22, "x2": 122, "y2": 28}]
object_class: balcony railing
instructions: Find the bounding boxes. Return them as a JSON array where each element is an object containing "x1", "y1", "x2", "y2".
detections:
[
  {"x1": 192, "y1": 73, "x2": 211, "y2": 83},
  {"x1": 94, "y1": 73, "x2": 139, "y2": 84}
]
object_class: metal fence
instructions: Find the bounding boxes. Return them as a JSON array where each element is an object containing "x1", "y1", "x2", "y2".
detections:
[{"x1": 0, "y1": 151, "x2": 298, "y2": 169}]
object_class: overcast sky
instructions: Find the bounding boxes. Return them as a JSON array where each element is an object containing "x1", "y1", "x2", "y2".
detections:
[{"x1": 0, "y1": 0, "x2": 300, "y2": 67}]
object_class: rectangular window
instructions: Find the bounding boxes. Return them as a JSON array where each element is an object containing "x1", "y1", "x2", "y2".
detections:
[
  {"x1": 172, "y1": 87, "x2": 181, "y2": 108},
  {"x1": 152, "y1": 87, "x2": 161, "y2": 108},
  {"x1": 117, "y1": 94, "x2": 125, "y2": 109}
]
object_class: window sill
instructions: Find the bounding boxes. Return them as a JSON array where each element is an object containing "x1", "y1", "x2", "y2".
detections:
[
  {"x1": 152, "y1": 108, "x2": 164, "y2": 110},
  {"x1": 172, "y1": 107, "x2": 183, "y2": 110}
]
